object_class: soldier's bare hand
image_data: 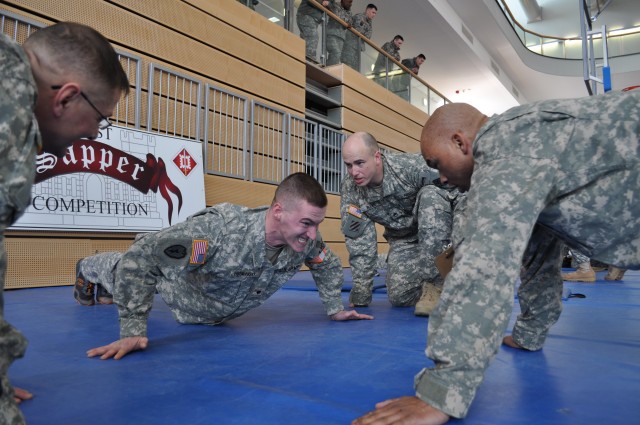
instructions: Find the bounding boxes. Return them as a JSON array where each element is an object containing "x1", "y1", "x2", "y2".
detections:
[
  {"x1": 352, "y1": 396, "x2": 450, "y2": 425},
  {"x1": 331, "y1": 310, "x2": 374, "y2": 321},
  {"x1": 87, "y1": 336, "x2": 149, "y2": 360},
  {"x1": 13, "y1": 387, "x2": 33, "y2": 404}
]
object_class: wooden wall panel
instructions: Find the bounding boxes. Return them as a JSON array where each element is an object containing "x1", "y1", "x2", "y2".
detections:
[
  {"x1": 342, "y1": 109, "x2": 422, "y2": 153},
  {"x1": 6, "y1": 237, "x2": 132, "y2": 288},
  {"x1": 5, "y1": 0, "x2": 306, "y2": 113},
  {"x1": 342, "y1": 86, "x2": 425, "y2": 140},
  {"x1": 327, "y1": 64, "x2": 429, "y2": 126},
  {"x1": 1, "y1": 3, "x2": 420, "y2": 286}
]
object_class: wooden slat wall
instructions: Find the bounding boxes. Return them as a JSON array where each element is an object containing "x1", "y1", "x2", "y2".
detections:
[
  {"x1": 2, "y1": 1, "x2": 415, "y2": 288},
  {"x1": 325, "y1": 64, "x2": 429, "y2": 152},
  {"x1": 2, "y1": 0, "x2": 307, "y2": 288}
]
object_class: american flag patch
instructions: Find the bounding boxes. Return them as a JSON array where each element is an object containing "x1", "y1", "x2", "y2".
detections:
[
  {"x1": 308, "y1": 247, "x2": 327, "y2": 264},
  {"x1": 348, "y1": 205, "x2": 362, "y2": 218},
  {"x1": 189, "y1": 239, "x2": 208, "y2": 265}
]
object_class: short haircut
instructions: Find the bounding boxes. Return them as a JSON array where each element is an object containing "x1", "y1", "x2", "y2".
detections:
[
  {"x1": 24, "y1": 22, "x2": 129, "y2": 95},
  {"x1": 393, "y1": 35, "x2": 404, "y2": 42},
  {"x1": 366, "y1": 4, "x2": 377, "y2": 11},
  {"x1": 358, "y1": 132, "x2": 379, "y2": 155},
  {"x1": 417, "y1": 53, "x2": 426, "y2": 60},
  {"x1": 273, "y1": 172, "x2": 327, "y2": 209}
]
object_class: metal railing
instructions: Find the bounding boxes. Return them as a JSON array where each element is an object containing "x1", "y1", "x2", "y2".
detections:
[
  {"x1": 237, "y1": 0, "x2": 450, "y2": 114},
  {"x1": 496, "y1": 0, "x2": 640, "y2": 60},
  {"x1": 1, "y1": 8, "x2": 348, "y2": 194}
]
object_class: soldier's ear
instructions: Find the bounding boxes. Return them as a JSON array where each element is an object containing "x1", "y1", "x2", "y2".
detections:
[
  {"x1": 452, "y1": 132, "x2": 472, "y2": 155},
  {"x1": 272, "y1": 201, "x2": 284, "y2": 220}
]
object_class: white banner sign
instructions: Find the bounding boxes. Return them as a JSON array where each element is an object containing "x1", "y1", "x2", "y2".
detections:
[{"x1": 11, "y1": 126, "x2": 206, "y2": 232}]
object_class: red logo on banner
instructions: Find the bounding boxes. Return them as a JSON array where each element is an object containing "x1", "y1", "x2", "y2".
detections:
[
  {"x1": 35, "y1": 140, "x2": 183, "y2": 224},
  {"x1": 173, "y1": 148, "x2": 197, "y2": 177}
]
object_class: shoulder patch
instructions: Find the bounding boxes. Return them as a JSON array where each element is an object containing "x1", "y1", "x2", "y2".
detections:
[
  {"x1": 189, "y1": 239, "x2": 208, "y2": 265},
  {"x1": 164, "y1": 244, "x2": 187, "y2": 259},
  {"x1": 307, "y1": 247, "x2": 327, "y2": 264},
  {"x1": 348, "y1": 204, "x2": 362, "y2": 218}
]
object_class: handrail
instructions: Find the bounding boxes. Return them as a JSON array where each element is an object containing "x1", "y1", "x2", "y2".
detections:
[
  {"x1": 308, "y1": 0, "x2": 449, "y2": 102},
  {"x1": 497, "y1": 0, "x2": 640, "y2": 58}
]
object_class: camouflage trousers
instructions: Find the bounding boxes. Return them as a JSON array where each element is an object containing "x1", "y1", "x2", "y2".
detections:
[
  {"x1": 511, "y1": 225, "x2": 564, "y2": 350},
  {"x1": 341, "y1": 35, "x2": 360, "y2": 71},
  {"x1": 570, "y1": 249, "x2": 590, "y2": 266},
  {"x1": 0, "y1": 238, "x2": 28, "y2": 425},
  {"x1": 326, "y1": 34, "x2": 345, "y2": 66},
  {"x1": 383, "y1": 185, "x2": 466, "y2": 307},
  {"x1": 297, "y1": 14, "x2": 322, "y2": 59},
  {"x1": 78, "y1": 251, "x2": 122, "y2": 294}
]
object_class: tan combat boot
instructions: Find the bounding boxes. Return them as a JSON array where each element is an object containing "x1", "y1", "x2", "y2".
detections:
[
  {"x1": 414, "y1": 283, "x2": 442, "y2": 316},
  {"x1": 562, "y1": 262, "x2": 596, "y2": 282},
  {"x1": 605, "y1": 266, "x2": 627, "y2": 281}
]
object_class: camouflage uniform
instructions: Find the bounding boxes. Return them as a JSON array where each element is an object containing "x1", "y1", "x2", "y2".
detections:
[
  {"x1": 341, "y1": 12, "x2": 372, "y2": 71},
  {"x1": 296, "y1": 0, "x2": 329, "y2": 60},
  {"x1": 373, "y1": 39, "x2": 400, "y2": 74},
  {"x1": 78, "y1": 203, "x2": 345, "y2": 338},
  {"x1": 326, "y1": 1, "x2": 352, "y2": 66},
  {"x1": 570, "y1": 249, "x2": 590, "y2": 266},
  {"x1": 340, "y1": 153, "x2": 465, "y2": 307},
  {"x1": 0, "y1": 34, "x2": 40, "y2": 425},
  {"x1": 415, "y1": 91, "x2": 640, "y2": 418},
  {"x1": 393, "y1": 57, "x2": 421, "y2": 99}
]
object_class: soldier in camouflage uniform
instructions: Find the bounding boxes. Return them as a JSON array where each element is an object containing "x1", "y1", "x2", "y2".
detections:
[
  {"x1": 80, "y1": 173, "x2": 372, "y2": 360},
  {"x1": 296, "y1": 0, "x2": 331, "y2": 61},
  {"x1": 325, "y1": 0, "x2": 353, "y2": 66},
  {"x1": 354, "y1": 92, "x2": 640, "y2": 424},
  {"x1": 341, "y1": 3, "x2": 377, "y2": 71},
  {"x1": 372, "y1": 35, "x2": 403, "y2": 75},
  {"x1": 0, "y1": 23, "x2": 128, "y2": 425},
  {"x1": 340, "y1": 132, "x2": 465, "y2": 316}
]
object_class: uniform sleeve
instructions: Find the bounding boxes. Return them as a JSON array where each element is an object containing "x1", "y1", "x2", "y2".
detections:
[
  {"x1": 340, "y1": 180, "x2": 377, "y2": 305},
  {"x1": 414, "y1": 155, "x2": 557, "y2": 418},
  {"x1": 364, "y1": 22, "x2": 372, "y2": 40},
  {"x1": 115, "y1": 209, "x2": 226, "y2": 338},
  {"x1": 0, "y1": 37, "x2": 39, "y2": 227},
  {"x1": 305, "y1": 232, "x2": 345, "y2": 316}
]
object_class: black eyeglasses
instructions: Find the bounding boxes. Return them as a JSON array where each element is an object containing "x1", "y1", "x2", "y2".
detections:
[{"x1": 51, "y1": 85, "x2": 113, "y2": 130}]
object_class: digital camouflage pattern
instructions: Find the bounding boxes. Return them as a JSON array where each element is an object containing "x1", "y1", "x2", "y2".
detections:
[
  {"x1": 373, "y1": 39, "x2": 400, "y2": 74},
  {"x1": 570, "y1": 249, "x2": 590, "y2": 265},
  {"x1": 296, "y1": 0, "x2": 328, "y2": 59},
  {"x1": 0, "y1": 34, "x2": 39, "y2": 425},
  {"x1": 325, "y1": 1, "x2": 352, "y2": 65},
  {"x1": 340, "y1": 153, "x2": 465, "y2": 306},
  {"x1": 341, "y1": 12, "x2": 373, "y2": 71},
  {"x1": 78, "y1": 203, "x2": 345, "y2": 338},
  {"x1": 416, "y1": 90, "x2": 640, "y2": 418}
]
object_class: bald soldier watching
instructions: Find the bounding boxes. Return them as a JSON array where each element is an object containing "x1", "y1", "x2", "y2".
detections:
[
  {"x1": 354, "y1": 91, "x2": 640, "y2": 424},
  {"x1": 340, "y1": 132, "x2": 465, "y2": 316},
  {"x1": 0, "y1": 22, "x2": 129, "y2": 424}
]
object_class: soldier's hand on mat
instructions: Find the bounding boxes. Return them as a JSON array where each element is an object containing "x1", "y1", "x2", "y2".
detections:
[
  {"x1": 352, "y1": 396, "x2": 450, "y2": 425},
  {"x1": 13, "y1": 387, "x2": 33, "y2": 404},
  {"x1": 87, "y1": 336, "x2": 149, "y2": 360},
  {"x1": 331, "y1": 310, "x2": 374, "y2": 321}
]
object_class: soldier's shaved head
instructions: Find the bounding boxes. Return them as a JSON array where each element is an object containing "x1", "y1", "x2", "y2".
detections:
[
  {"x1": 273, "y1": 172, "x2": 327, "y2": 209},
  {"x1": 420, "y1": 103, "x2": 488, "y2": 191},
  {"x1": 342, "y1": 132, "x2": 384, "y2": 187},
  {"x1": 421, "y1": 103, "x2": 486, "y2": 147},
  {"x1": 343, "y1": 131, "x2": 379, "y2": 155}
]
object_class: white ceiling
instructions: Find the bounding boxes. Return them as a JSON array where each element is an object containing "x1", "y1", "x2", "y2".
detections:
[{"x1": 367, "y1": 0, "x2": 640, "y2": 115}]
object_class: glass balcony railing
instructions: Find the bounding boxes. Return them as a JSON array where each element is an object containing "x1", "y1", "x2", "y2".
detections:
[
  {"x1": 497, "y1": 0, "x2": 640, "y2": 60},
  {"x1": 238, "y1": 0, "x2": 449, "y2": 115}
]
